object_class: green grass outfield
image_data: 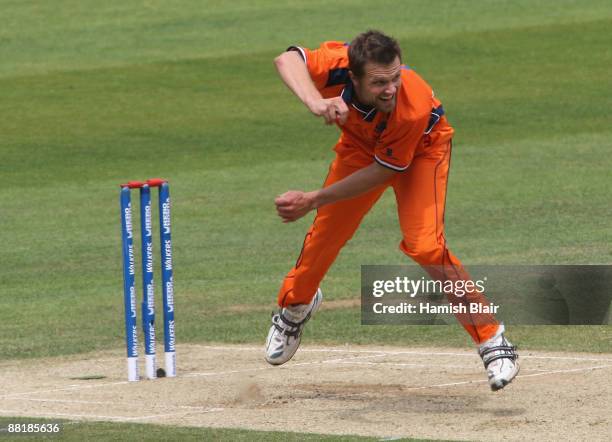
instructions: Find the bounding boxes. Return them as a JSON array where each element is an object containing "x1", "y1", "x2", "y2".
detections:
[{"x1": 1, "y1": 0, "x2": 611, "y2": 439}]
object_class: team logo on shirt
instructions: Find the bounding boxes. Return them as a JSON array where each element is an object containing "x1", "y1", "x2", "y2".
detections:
[{"x1": 386, "y1": 148, "x2": 398, "y2": 160}]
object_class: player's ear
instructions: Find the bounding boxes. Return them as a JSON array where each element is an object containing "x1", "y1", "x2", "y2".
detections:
[{"x1": 349, "y1": 70, "x2": 358, "y2": 86}]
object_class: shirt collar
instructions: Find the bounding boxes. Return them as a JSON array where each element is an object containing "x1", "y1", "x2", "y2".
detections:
[{"x1": 340, "y1": 80, "x2": 378, "y2": 122}]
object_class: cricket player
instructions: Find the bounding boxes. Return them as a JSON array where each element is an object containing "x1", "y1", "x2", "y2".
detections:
[{"x1": 265, "y1": 30, "x2": 519, "y2": 390}]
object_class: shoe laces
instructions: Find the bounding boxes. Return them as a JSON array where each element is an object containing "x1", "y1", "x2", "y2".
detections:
[
  {"x1": 271, "y1": 312, "x2": 301, "y2": 338},
  {"x1": 479, "y1": 335, "x2": 518, "y2": 369}
]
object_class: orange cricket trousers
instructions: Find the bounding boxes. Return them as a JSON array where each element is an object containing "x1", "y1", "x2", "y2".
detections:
[{"x1": 277, "y1": 139, "x2": 499, "y2": 344}]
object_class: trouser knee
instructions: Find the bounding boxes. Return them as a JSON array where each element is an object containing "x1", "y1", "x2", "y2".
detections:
[{"x1": 399, "y1": 238, "x2": 446, "y2": 265}]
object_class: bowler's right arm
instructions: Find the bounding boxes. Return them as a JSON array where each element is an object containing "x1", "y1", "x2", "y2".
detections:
[{"x1": 274, "y1": 51, "x2": 349, "y2": 125}]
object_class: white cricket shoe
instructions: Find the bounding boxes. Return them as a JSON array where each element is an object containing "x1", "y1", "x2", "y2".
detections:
[
  {"x1": 479, "y1": 330, "x2": 520, "y2": 391},
  {"x1": 265, "y1": 289, "x2": 323, "y2": 365}
]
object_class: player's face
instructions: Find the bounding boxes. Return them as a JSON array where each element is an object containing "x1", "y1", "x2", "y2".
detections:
[{"x1": 352, "y1": 57, "x2": 402, "y2": 113}]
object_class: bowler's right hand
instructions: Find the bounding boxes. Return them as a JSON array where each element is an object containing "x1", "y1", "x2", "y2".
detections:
[{"x1": 307, "y1": 97, "x2": 349, "y2": 125}]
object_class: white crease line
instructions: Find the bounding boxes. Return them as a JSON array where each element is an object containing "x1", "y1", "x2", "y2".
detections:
[
  {"x1": 329, "y1": 361, "x2": 553, "y2": 372},
  {"x1": 198, "y1": 345, "x2": 612, "y2": 362},
  {"x1": 405, "y1": 379, "x2": 488, "y2": 390},
  {"x1": 311, "y1": 353, "x2": 390, "y2": 364},
  {"x1": 400, "y1": 364, "x2": 612, "y2": 391},
  {"x1": 316, "y1": 350, "x2": 612, "y2": 363},
  {"x1": 398, "y1": 364, "x2": 612, "y2": 391},
  {"x1": 516, "y1": 364, "x2": 612, "y2": 378},
  {"x1": 521, "y1": 355, "x2": 612, "y2": 362},
  {"x1": 319, "y1": 351, "x2": 477, "y2": 366},
  {"x1": 331, "y1": 361, "x2": 478, "y2": 369},
  {"x1": 0, "y1": 408, "x2": 223, "y2": 422},
  {"x1": 0, "y1": 381, "x2": 130, "y2": 400},
  {"x1": 294, "y1": 363, "x2": 612, "y2": 398},
  {"x1": 4, "y1": 397, "x2": 223, "y2": 411},
  {"x1": 3, "y1": 348, "x2": 610, "y2": 400},
  {"x1": 310, "y1": 350, "x2": 612, "y2": 368},
  {"x1": 183, "y1": 366, "x2": 270, "y2": 378}
]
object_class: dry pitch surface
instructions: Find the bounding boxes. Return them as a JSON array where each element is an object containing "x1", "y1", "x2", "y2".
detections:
[{"x1": 1, "y1": 344, "x2": 610, "y2": 441}]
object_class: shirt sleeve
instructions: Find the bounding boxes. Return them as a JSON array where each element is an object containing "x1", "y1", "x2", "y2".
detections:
[
  {"x1": 374, "y1": 115, "x2": 430, "y2": 171},
  {"x1": 287, "y1": 42, "x2": 348, "y2": 91}
]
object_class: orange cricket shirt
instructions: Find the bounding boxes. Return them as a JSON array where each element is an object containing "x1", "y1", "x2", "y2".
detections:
[{"x1": 289, "y1": 41, "x2": 454, "y2": 170}]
